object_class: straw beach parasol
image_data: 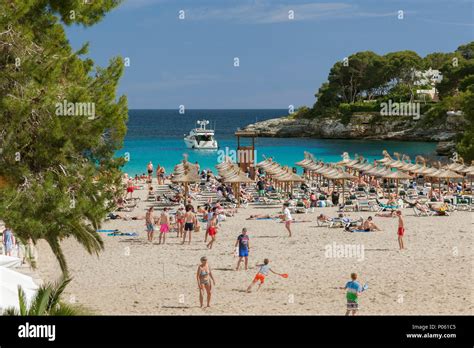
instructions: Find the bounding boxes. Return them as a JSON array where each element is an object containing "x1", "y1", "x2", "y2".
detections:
[
  {"x1": 426, "y1": 166, "x2": 463, "y2": 193},
  {"x1": 383, "y1": 170, "x2": 412, "y2": 197},
  {"x1": 326, "y1": 169, "x2": 357, "y2": 204}
]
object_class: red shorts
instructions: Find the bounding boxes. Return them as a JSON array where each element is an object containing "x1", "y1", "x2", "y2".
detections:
[
  {"x1": 127, "y1": 187, "x2": 134, "y2": 193},
  {"x1": 398, "y1": 227, "x2": 405, "y2": 236},
  {"x1": 254, "y1": 273, "x2": 265, "y2": 283},
  {"x1": 208, "y1": 227, "x2": 217, "y2": 236}
]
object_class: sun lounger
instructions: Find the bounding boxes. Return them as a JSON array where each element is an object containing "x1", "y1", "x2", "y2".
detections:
[
  {"x1": 342, "y1": 200, "x2": 356, "y2": 212},
  {"x1": 413, "y1": 206, "x2": 434, "y2": 216}
]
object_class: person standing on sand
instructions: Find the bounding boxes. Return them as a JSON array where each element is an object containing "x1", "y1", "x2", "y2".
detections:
[
  {"x1": 125, "y1": 178, "x2": 134, "y2": 200},
  {"x1": 176, "y1": 205, "x2": 185, "y2": 238},
  {"x1": 206, "y1": 213, "x2": 218, "y2": 249},
  {"x1": 158, "y1": 165, "x2": 165, "y2": 185},
  {"x1": 235, "y1": 228, "x2": 250, "y2": 270},
  {"x1": 147, "y1": 161, "x2": 153, "y2": 181},
  {"x1": 282, "y1": 203, "x2": 293, "y2": 237},
  {"x1": 182, "y1": 204, "x2": 197, "y2": 244},
  {"x1": 343, "y1": 273, "x2": 363, "y2": 316},
  {"x1": 158, "y1": 208, "x2": 170, "y2": 244},
  {"x1": 196, "y1": 256, "x2": 215, "y2": 308},
  {"x1": 145, "y1": 207, "x2": 155, "y2": 242},
  {"x1": 396, "y1": 210, "x2": 405, "y2": 250},
  {"x1": 2, "y1": 226, "x2": 15, "y2": 257},
  {"x1": 156, "y1": 165, "x2": 161, "y2": 184}
]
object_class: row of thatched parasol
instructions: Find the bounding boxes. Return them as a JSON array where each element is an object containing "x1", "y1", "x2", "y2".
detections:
[{"x1": 296, "y1": 150, "x2": 474, "y2": 198}]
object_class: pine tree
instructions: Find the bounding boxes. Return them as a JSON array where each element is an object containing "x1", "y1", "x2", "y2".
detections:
[{"x1": 0, "y1": 1, "x2": 128, "y2": 274}]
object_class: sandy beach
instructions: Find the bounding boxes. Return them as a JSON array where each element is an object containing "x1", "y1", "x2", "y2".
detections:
[{"x1": 33, "y1": 181, "x2": 473, "y2": 315}]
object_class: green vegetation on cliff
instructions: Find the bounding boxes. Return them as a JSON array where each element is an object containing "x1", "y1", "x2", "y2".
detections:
[{"x1": 296, "y1": 43, "x2": 474, "y2": 161}]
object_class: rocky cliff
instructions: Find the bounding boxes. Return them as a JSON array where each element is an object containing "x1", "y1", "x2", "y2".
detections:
[{"x1": 242, "y1": 114, "x2": 465, "y2": 155}]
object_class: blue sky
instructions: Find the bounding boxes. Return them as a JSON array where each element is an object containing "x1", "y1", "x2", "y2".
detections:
[{"x1": 66, "y1": 0, "x2": 473, "y2": 109}]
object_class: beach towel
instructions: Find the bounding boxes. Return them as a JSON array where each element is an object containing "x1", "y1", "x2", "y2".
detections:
[
  {"x1": 351, "y1": 229, "x2": 372, "y2": 233},
  {"x1": 97, "y1": 229, "x2": 119, "y2": 233},
  {"x1": 107, "y1": 232, "x2": 138, "y2": 237}
]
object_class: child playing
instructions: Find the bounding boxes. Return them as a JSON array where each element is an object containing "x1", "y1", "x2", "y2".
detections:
[
  {"x1": 247, "y1": 259, "x2": 285, "y2": 292},
  {"x1": 343, "y1": 273, "x2": 364, "y2": 315}
]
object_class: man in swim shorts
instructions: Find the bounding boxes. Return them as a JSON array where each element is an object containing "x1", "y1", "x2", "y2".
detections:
[
  {"x1": 145, "y1": 207, "x2": 155, "y2": 242},
  {"x1": 182, "y1": 204, "x2": 197, "y2": 244},
  {"x1": 235, "y1": 228, "x2": 250, "y2": 270},
  {"x1": 396, "y1": 210, "x2": 405, "y2": 250},
  {"x1": 158, "y1": 207, "x2": 170, "y2": 244}
]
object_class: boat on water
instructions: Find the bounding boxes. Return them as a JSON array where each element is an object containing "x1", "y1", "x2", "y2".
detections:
[{"x1": 184, "y1": 120, "x2": 218, "y2": 150}]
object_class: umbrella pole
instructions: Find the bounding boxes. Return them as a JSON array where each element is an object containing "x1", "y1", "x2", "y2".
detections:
[{"x1": 342, "y1": 179, "x2": 345, "y2": 205}]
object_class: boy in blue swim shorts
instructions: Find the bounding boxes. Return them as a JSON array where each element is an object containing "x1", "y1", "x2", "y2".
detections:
[{"x1": 235, "y1": 228, "x2": 250, "y2": 270}]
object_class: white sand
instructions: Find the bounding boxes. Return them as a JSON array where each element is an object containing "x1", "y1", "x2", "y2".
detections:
[{"x1": 34, "y1": 182, "x2": 473, "y2": 315}]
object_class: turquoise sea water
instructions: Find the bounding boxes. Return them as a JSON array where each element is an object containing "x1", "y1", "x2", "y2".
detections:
[{"x1": 117, "y1": 109, "x2": 438, "y2": 176}]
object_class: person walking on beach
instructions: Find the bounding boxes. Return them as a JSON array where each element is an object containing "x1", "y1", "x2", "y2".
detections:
[
  {"x1": 182, "y1": 204, "x2": 197, "y2": 244},
  {"x1": 247, "y1": 259, "x2": 285, "y2": 292},
  {"x1": 196, "y1": 256, "x2": 216, "y2": 308},
  {"x1": 158, "y1": 208, "x2": 170, "y2": 244},
  {"x1": 343, "y1": 273, "x2": 363, "y2": 316},
  {"x1": 235, "y1": 228, "x2": 250, "y2": 270},
  {"x1": 145, "y1": 207, "x2": 155, "y2": 242},
  {"x1": 156, "y1": 165, "x2": 161, "y2": 185},
  {"x1": 396, "y1": 210, "x2": 405, "y2": 250},
  {"x1": 204, "y1": 207, "x2": 215, "y2": 243},
  {"x1": 282, "y1": 203, "x2": 293, "y2": 237},
  {"x1": 206, "y1": 213, "x2": 218, "y2": 249},
  {"x1": 2, "y1": 226, "x2": 15, "y2": 257},
  {"x1": 147, "y1": 161, "x2": 153, "y2": 181}
]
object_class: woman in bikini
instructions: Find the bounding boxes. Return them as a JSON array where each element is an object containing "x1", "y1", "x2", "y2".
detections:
[
  {"x1": 196, "y1": 256, "x2": 216, "y2": 308},
  {"x1": 158, "y1": 166, "x2": 165, "y2": 185},
  {"x1": 176, "y1": 205, "x2": 185, "y2": 238},
  {"x1": 182, "y1": 204, "x2": 197, "y2": 244}
]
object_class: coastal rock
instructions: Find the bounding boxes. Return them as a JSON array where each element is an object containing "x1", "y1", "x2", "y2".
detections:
[
  {"x1": 242, "y1": 114, "x2": 466, "y2": 145},
  {"x1": 435, "y1": 141, "x2": 457, "y2": 156}
]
